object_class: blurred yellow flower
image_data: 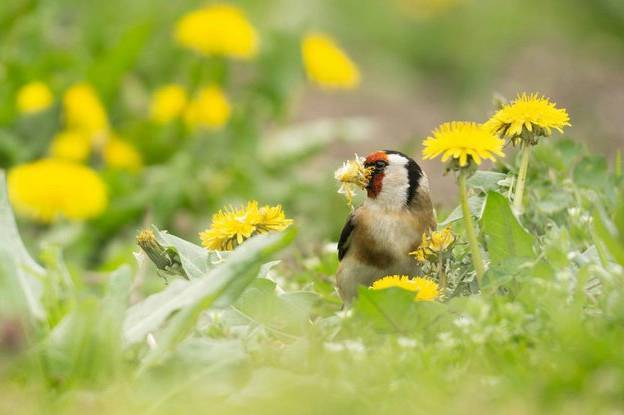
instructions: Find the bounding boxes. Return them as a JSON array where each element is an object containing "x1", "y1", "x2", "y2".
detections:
[
  {"x1": 16, "y1": 81, "x2": 53, "y2": 114},
  {"x1": 370, "y1": 275, "x2": 439, "y2": 301},
  {"x1": 302, "y1": 33, "x2": 360, "y2": 90},
  {"x1": 49, "y1": 130, "x2": 91, "y2": 162},
  {"x1": 422, "y1": 121, "x2": 504, "y2": 167},
  {"x1": 63, "y1": 83, "x2": 109, "y2": 143},
  {"x1": 150, "y1": 84, "x2": 188, "y2": 124},
  {"x1": 174, "y1": 4, "x2": 259, "y2": 59},
  {"x1": 199, "y1": 201, "x2": 293, "y2": 251},
  {"x1": 184, "y1": 86, "x2": 231, "y2": 130},
  {"x1": 102, "y1": 137, "x2": 143, "y2": 172},
  {"x1": 484, "y1": 93, "x2": 570, "y2": 140},
  {"x1": 410, "y1": 227, "x2": 455, "y2": 262},
  {"x1": 8, "y1": 159, "x2": 107, "y2": 222}
]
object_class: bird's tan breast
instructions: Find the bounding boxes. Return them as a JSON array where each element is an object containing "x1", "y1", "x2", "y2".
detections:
[{"x1": 351, "y1": 206, "x2": 435, "y2": 269}]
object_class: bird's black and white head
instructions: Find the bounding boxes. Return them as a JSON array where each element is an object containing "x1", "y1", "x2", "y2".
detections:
[{"x1": 363, "y1": 150, "x2": 428, "y2": 209}]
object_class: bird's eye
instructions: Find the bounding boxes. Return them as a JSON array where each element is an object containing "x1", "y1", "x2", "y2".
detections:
[{"x1": 375, "y1": 161, "x2": 386, "y2": 169}]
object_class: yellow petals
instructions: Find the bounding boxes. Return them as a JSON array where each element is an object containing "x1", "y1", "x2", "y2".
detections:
[
  {"x1": 174, "y1": 4, "x2": 259, "y2": 59},
  {"x1": 102, "y1": 137, "x2": 143, "y2": 172},
  {"x1": 484, "y1": 93, "x2": 570, "y2": 140},
  {"x1": 16, "y1": 81, "x2": 54, "y2": 114},
  {"x1": 256, "y1": 204, "x2": 294, "y2": 233},
  {"x1": 8, "y1": 159, "x2": 107, "y2": 222},
  {"x1": 422, "y1": 121, "x2": 505, "y2": 167},
  {"x1": 410, "y1": 227, "x2": 455, "y2": 262},
  {"x1": 63, "y1": 83, "x2": 109, "y2": 142},
  {"x1": 302, "y1": 33, "x2": 360, "y2": 90},
  {"x1": 370, "y1": 275, "x2": 439, "y2": 301},
  {"x1": 199, "y1": 201, "x2": 293, "y2": 251},
  {"x1": 429, "y1": 227, "x2": 455, "y2": 252},
  {"x1": 334, "y1": 154, "x2": 372, "y2": 207},
  {"x1": 184, "y1": 86, "x2": 231, "y2": 130},
  {"x1": 49, "y1": 130, "x2": 91, "y2": 162},
  {"x1": 150, "y1": 84, "x2": 188, "y2": 124}
]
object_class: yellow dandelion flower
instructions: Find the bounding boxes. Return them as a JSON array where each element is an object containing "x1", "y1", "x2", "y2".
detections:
[
  {"x1": 410, "y1": 247, "x2": 427, "y2": 263},
  {"x1": 184, "y1": 86, "x2": 231, "y2": 130},
  {"x1": 334, "y1": 154, "x2": 372, "y2": 206},
  {"x1": 199, "y1": 201, "x2": 293, "y2": 251},
  {"x1": 63, "y1": 83, "x2": 109, "y2": 142},
  {"x1": 422, "y1": 121, "x2": 505, "y2": 167},
  {"x1": 371, "y1": 275, "x2": 439, "y2": 301},
  {"x1": 174, "y1": 4, "x2": 259, "y2": 59},
  {"x1": 410, "y1": 227, "x2": 455, "y2": 262},
  {"x1": 302, "y1": 33, "x2": 361, "y2": 90},
  {"x1": 49, "y1": 130, "x2": 91, "y2": 162},
  {"x1": 428, "y1": 227, "x2": 455, "y2": 252},
  {"x1": 199, "y1": 201, "x2": 262, "y2": 251},
  {"x1": 149, "y1": 84, "x2": 188, "y2": 124},
  {"x1": 102, "y1": 137, "x2": 143, "y2": 172},
  {"x1": 484, "y1": 93, "x2": 570, "y2": 140},
  {"x1": 257, "y1": 204, "x2": 294, "y2": 232},
  {"x1": 8, "y1": 159, "x2": 107, "y2": 222},
  {"x1": 16, "y1": 81, "x2": 54, "y2": 114}
]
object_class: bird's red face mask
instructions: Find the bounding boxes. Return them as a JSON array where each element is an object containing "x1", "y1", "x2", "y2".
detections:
[{"x1": 363, "y1": 151, "x2": 389, "y2": 198}]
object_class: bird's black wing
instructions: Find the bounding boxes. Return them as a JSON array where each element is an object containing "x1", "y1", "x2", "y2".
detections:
[{"x1": 338, "y1": 215, "x2": 355, "y2": 261}]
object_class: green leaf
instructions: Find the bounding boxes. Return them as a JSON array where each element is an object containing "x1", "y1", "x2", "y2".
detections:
[
  {"x1": 480, "y1": 191, "x2": 535, "y2": 265},
  {"x1": 88, "y1": 21, "x2": 153, "y2": 99},
  {"x1": 467, "y1": 171, "x2": 509, "y2": 193},
  {"x1": 0, "y1": 170, "x2": 45, "y2": 320},
  {"x1": 123, "y1": 228, "x2": 295, "y2": 346},
  {"x1": 153, "y1": 227, "x2": 218, "y2": 280},
  {"x1": 439, "y1": 195, "x2": 484, "y2": 227},
  {"x1": 353, "y1": 287, "x2": 445, "y2": 333},
  {"x1": 593, "y1": 206, "x2": 624, "y2": 266},
  {"x1": 227, "y1": 278, "x2": 318, "y2": 337},
  {"x1": 573, "y1": 155, "x2": 609, "y2": 189}
]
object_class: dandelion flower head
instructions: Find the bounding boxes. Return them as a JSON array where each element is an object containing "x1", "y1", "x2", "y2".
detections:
[
  {"x1": 8, "y1": 159, "x2": 108, "y2": 222},
  {"x1": 63, "y1": 83, "x2": 109, "y2": 142},
  {"x1": 174, "y1": 4, "x2": 259, "y2": 59},
  {"x1": 422, "y1": 121, "x2": 504, "y2": 167},
  {"x1": 184, "y1": 86, "x2": 231, "y2": 130},
  {"x1": 102, "y1": 137, "x2": 143, "y2": 172},
  {"x1": 49, "y1": 130, "x2": 91, "y2": 162},
  {"x1": 334, "y1": 154, "x2": 372, "y2": 207},
  {"x1": 484, "y1": 93, "x2": 570, "y2": 140},
  {"x1": 16, "y1": 81, "x2": 53, "y2": 114},
  {"x1": 302, "y1": 33, "x2": 360, "y2": 90},
  {"x1": 371, "y1": 275, "x2": 439, "y2": 301},
  {"x1": 150, "y1": 84, "x2": 188, "y2": 124},
  {"x1": 199, "y1": 201, "x2": 293, "y2": 251},
  {"x1": 410, "y1": 227, "x2": 455, "y2": 262}
]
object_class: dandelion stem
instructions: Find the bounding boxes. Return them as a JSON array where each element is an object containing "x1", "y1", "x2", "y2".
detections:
[
  {"x1": 438, "y1": 254, "x2": 446, "y2": 292},
  {"x1": 458, "y1": 170, "x2": 485, "y2": 281},
  {"x1": 513, "y1": 142, "x2": 532, "y2": 214}
]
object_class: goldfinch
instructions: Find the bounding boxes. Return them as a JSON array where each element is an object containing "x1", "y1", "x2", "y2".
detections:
[{"x1": 336, "y1": 150, "x2": 436, "y2": 303}]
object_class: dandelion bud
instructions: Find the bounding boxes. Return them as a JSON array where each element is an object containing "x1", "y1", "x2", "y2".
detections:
[{"x1": 137, "y1": 229, "x2": 188, "y2": 279}]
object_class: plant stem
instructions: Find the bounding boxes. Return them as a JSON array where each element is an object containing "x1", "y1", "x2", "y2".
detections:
[
  {"x1": 437, "y1": 254, "x2": 446, "y2": 291},
  {"x1": 513, "y1": 142, "x2": 532, "y2": 214},
  {"x1": 459, "y1": 170, "x2": 485, "y2": 281}
]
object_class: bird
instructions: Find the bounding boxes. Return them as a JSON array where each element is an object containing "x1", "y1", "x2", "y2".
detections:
[{"x1": 336, "y1": 150, "x2": 436, "y2": 303}]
